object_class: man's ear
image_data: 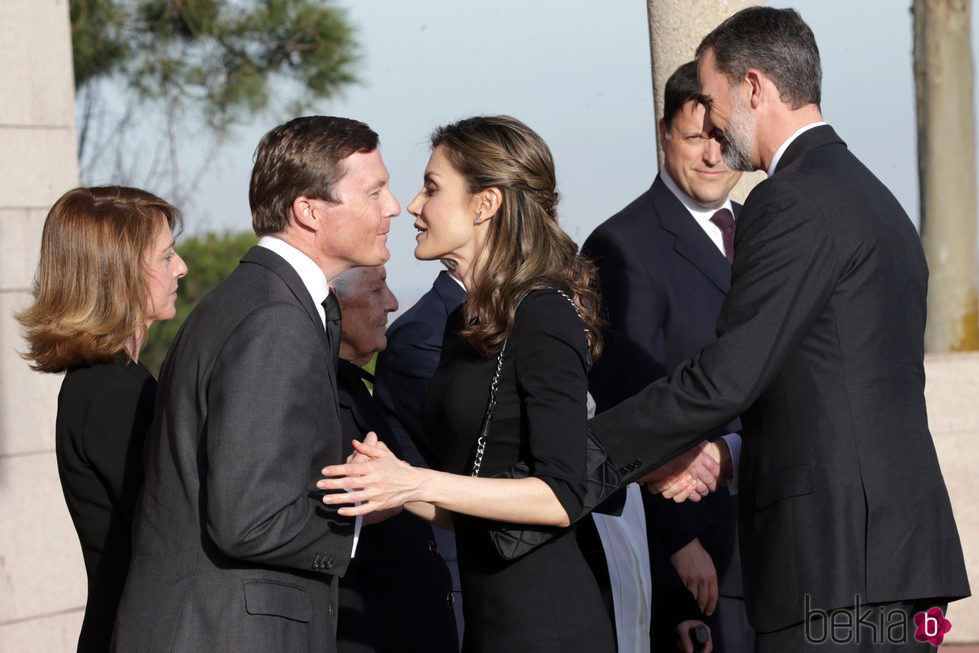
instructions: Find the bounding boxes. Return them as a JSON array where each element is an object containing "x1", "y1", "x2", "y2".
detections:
[
  {"x1": 658, "y1": 118, "x2": 669, "y2": 150},
  {"x1": 292, "y1": 196, "x2": 319, "y2": 231},
  {"x1": 744, "y1": 69, "x2": 765, "y2": 109},
  {"x1": 475, "y1": 187, "x2": 503, "y2": 222}
]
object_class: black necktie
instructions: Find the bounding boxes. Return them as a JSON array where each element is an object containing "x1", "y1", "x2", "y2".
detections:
[
  {"x1": 322, "y1": 293, "x2": 342, "y2": 365},
  {"x1": 710, "y1": 208, "x2": 736, "y2": 264}
]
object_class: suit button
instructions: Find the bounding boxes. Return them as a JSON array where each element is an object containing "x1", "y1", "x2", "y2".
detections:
[
  {"x1": 618, "y1": 467, "x2": 627, "y2": 475},
  {"x1": 428, "y1": 540, "x2": 439, "y2": 556},
  {"x1": 324, "y1": 558, "x2": 335, "y2": 570},
  {"x1": 329, "y1": 603, "x2": 335, "y2": 617},
  {"x1": 447, "y1": 592, "x2": 456, "y2": 609}
]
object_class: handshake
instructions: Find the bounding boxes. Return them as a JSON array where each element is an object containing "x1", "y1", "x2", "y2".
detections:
[{"x1": 640, "y1": 439, "x2": 734, "y2": 503}]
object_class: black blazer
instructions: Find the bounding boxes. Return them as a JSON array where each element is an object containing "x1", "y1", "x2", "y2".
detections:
[
  {"x1": 373, "y1": 270, "x2": 466, "y2": 466},
  {"x1": 582, "y1": 175, "x2": 743, "y2": 612},
  {"x1": 336, "y1": 360, "x2": 458, "y2": 653},
  {"x1": 115, "y1": 246, "x2": 355, "y2": 652},
  {"x1": 56, "y1": 354, "x2": 156, "y2": 652},
  {"x1": 591, "y1": 126, "x2": 970, "y2": 631}
]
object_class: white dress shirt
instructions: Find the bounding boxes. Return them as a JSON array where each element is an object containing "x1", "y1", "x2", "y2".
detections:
[{"x1": 660, "y1": 168, "x2": 737, "y2": 258}]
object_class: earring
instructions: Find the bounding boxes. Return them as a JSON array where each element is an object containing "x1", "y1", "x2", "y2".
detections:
[{"x1": 474, "y1": 213, "x2": 482, "y2": 225}]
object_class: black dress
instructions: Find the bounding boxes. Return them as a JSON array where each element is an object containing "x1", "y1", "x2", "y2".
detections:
[
  {"x1": 55, "y1": 352, "x2": 156, "y2": 652},
  {"x1": 424, "y1": 290, "x2": 614, "y2": 653}
]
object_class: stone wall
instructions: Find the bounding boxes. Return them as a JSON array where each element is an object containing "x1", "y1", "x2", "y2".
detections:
[
  {"x1": 925, "y1": 352, "x2": 979, "y2": 644},
  {"x1": 0, "y1": 1, "x2": 85, "y2": 650}
]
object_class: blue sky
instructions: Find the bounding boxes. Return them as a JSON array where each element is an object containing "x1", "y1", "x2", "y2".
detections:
[{"x1": 86, "y1": 1, "x2": 975, "y2": 308}]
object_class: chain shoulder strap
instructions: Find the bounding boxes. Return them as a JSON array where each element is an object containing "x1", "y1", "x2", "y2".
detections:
[
  {"x1": 470, "y1": 289, "x2": 587, "y2": 477},
  {"x1": 471, "y1": 340, "x2": 507, "y2": 477}
]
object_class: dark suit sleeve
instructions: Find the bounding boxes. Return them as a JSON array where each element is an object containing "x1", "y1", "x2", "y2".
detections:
[
  {"x1": 81, "y1": 373, "x2": 156, "y2": 526},
  {"x1": 373, "y1": 318, "x2": 445, "y2": 465},
  {"x1": 585, "y1": 225, "x2": 723, "y2": 547},
  {"x1": 204, "y1": 301, "x2": 354, "y2": 572},
  {"x1": 591, "y1": 179, "x2": 839, "y2": 480}
]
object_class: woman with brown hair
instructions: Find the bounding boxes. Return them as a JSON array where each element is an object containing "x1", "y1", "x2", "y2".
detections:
[
  {"x1": 319, "y1": 116, "x2": 614, "y2": 652},
  {"x1": 16, "y1": 186, "x2": 187, "y2": 652}
]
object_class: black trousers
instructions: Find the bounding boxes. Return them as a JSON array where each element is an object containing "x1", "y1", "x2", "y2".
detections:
[{"x1": 755, "y1": 600, "x2": 948, "y2": 652}]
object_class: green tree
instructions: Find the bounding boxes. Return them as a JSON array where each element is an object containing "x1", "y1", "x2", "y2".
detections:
[
  {"x1": 141, "y1": 230, "x2": 258, "y2": 375},
  {"x1": 70, "y1": 0, "x2": 359, "y2": 205}
]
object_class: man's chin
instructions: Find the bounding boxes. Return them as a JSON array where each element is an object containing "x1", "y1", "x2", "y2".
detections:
[{"x1": 369, "y1": 246, "x2": 391, "y2": 265}]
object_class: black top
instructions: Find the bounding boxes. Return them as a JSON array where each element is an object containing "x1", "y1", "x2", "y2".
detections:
[
  {"x1": 55, "y1": 352, "x2": 156, "y2": 653},
  {"x1": 424, "y1": 290, "x2": 614, "y2": 653}
]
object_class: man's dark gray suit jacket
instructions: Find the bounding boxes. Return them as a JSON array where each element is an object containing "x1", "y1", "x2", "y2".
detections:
[
  {"x1": 114, "y1": 246, "x2": 355, "y2": 652},
  {"x1": 591, "y1": 125, "x2": 970, "y2": 632}
]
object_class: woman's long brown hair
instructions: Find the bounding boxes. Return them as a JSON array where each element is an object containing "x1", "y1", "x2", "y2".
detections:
[{"x1": 431, "y1": 116, "x2": 602, "y2": 361}]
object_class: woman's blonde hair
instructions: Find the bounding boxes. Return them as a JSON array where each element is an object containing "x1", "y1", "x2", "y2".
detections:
[
  {"x1": 16, "y1": 186, "x2": 183, "y2": 373},
  {"x1": 431, "y1": 115, "x2": 602, "y2": 361}
]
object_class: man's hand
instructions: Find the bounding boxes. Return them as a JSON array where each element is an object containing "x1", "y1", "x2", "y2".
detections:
[
  {"x1": 670, "y1": 538, "x2": 718, "y2": 615},
  {"x1": 346, "y1": 431, "x2": 379, "y2": 464},
  {"x1": 638, "y1": 441, "x2": 724, "y2": 502}
]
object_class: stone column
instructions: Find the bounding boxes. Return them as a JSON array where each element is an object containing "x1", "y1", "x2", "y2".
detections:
[
  {"x1": 0, "y1": 0, "x2": 85, "y2": 650},
  {"x1": 913, "y1": 0, "x2": 978, "y2": 352},
  {"x1": 647, "y1": 0, "x2": 766, "y2": 202}
]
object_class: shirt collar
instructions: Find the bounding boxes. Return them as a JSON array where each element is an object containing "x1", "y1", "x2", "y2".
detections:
[
  {"x1": 257, "y1": 235, "x2": 331, "y2": 322},
  {"x1": 767, "y1": 121, "x2": 827, "y2": 176}
]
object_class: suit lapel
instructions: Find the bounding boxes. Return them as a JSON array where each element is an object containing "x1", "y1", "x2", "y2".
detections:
[
  {"x1": 650, "y1": 177, "x2": 733, "y2": 294},
  {"x1": 240, "y1": 246, "x2": 338, "y2": 399}
]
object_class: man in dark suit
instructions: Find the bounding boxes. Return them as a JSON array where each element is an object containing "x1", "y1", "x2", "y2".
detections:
[
  {"x1": 114, "y1": 116, "x2": 401, "y2": 652},
  {"x1": 332, "y1": 265, "x2": 458, "y2": 653},
  {"x1": 592, "y1": 8, "x2": 970, "y2": 651},
  {"x1": 584, "y1": 60, "x2": 752, "y2": 653},
  {"x1": 374, "y1": 267, "x2": 466, "y2": 467},
  {"x1": 373, "y1": 266, "x2": 468, "y2": 636}
]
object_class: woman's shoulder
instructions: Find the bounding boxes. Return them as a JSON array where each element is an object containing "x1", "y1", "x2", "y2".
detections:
[
  {"x1": 513, "y1": 289, "x2": 587, "y2": 352},
  {"x1": 516, "y1": 288, "x2": 581, "y2": 323},
  {"x1": 62, "y1": 357, "x2": 155, "y2": 406}
]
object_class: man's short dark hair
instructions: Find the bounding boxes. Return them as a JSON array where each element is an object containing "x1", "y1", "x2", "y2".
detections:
[
  {"x1": 249, "y1": 116, "x2": 379, "y2": 236},
  {"x1": 696, "y1": 6, "x2": 821, "y2": 109},
  {"x1": 663, "y1": 61, "x2": 702, "y2": 133}
]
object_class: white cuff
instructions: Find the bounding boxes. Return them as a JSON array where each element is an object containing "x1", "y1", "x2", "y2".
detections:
[
  {"x1": 344, "y1": 488, "x2": 363, "y2": 557},
  {"x1": 352, "y1": 514, "x2": 362, "y2": 556}
]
